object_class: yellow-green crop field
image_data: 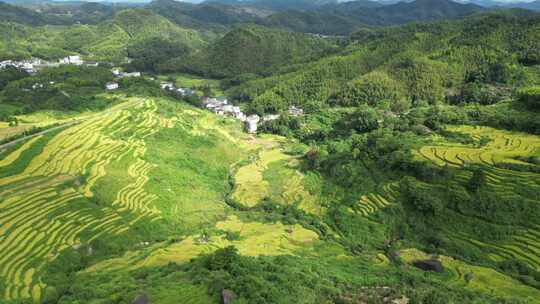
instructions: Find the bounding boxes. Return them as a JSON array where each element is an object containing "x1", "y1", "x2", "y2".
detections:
[
  {"x1": 413, "y1": 125, "x2": 540, "y2": 271},
  {"x1": 400, "y1": 248, "x2": 540, "y2": 303},
  {"x1": 0, "y1": 94, "x2": 124, "y2": 141},
  {"x1": 415, "y1": 125, "x2": 540, "y2": 168},
  {"x1": 0, "y1": 97, "x2": 322, "y2": 303},
  {"x1": 85, "y1": 215, "x2": 319, "y2": 273},
  {"x1": 0, "y1": 98, "x2": 171, "y2": 301},
  {"x1": 230, "y1": 136, "x2": 325, "y2": 214}
]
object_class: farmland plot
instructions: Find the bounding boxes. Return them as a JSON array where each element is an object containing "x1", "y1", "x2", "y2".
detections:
[
  {"x1": 413, "y1": 125, "x2": 540, "y2": 270},
  {"x1": 0, "y1": 98, "x2": 173, "y2": 302}
]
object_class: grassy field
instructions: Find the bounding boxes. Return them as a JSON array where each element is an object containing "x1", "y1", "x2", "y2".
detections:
[{"x1": 85, "y1": 215, "x2": 318, "y2": 273}]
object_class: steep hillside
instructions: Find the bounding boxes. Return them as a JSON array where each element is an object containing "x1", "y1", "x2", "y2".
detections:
[
  {"x1": 37, "y1": 2, "x2": 117, "y2": 24},
  {"x1": 263, "y1": 10, "x2": 360, "y2": 35},
  {"x1": 217, "y1": 11, "x2": 540, "y2": 304},
  {"x1": 1, "y1": 3, "x2": 540, "y2": 304},
  {"x1": 149, "y1": 0, "x2": 271, "y2": 30},
  {"x1": 0, "y1": 96, "x2": 251, "y2": 302},
  {"x1": 112, "y1": 9, "x2": 204, "y2": 45},
  {"x1": 3, "y1": 91, "x2": 540, "y2": 304},
  {"x1": 162, "y1": 24, "x2": 338, "y2": 78}
]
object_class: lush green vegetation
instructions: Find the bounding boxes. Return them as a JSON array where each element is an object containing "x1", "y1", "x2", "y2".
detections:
[
  {"x1": 1, "y1": 2, "x2": 540, "y2": 304},
  {"x1": 0, "y1": 8, "x2": 209, "y2": 62},
  {"x1": 161, "y1": 24, "x2": 338, "y2": 78},
  {"x1": 0, "y1": 65, "x2": 114, "y2": 112},
  {"x1": 228, "y1": 11, "x2": 539, "y2": 115}
]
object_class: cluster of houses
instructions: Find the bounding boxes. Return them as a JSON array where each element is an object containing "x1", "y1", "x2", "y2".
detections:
[
  {"x1": 200, "y1": 96, "x2": 303, "y2": 133},
  {"x1": 105, "y1": 69, "x2": 143, "y2": 91},
  {"x1": 0, "y1": 56, "x2": 148, "y2": 93},
  {"x1": 112, "y1": 69, "x2": 141, "y2": 79},
  {"x1": 160, "y1": 82, "x2": 195, "y2": 97},
  {"x1": 0, "y1": 56, "x2": 100, "y2": 75}
]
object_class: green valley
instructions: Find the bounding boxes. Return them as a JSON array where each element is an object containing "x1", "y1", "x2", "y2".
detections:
[{"x1": 0, "y1": 0, "x2": 540, "y2": 303}]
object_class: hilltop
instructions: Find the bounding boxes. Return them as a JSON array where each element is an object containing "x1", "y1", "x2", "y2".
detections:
[
  {"x1": 0, "y1": 8, "x2": 210, "y2": 62},
  {"x1": 161, "y1": 24, "x2": 339, "y2": 78}
]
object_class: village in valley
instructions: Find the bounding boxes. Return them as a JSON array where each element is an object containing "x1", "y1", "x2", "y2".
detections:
[
  {"x1": 0, "y1": 56, "x2": 141, "y2": 94},
  {"x1": 1, "y1": 56, "x2": 93, "y2": 74},
  {"x1": 0, "y1": 55, "x2": 303, "y2": 134},
  {"x1": 159, "y1": 81, "x2": 304, "y2": 133}
]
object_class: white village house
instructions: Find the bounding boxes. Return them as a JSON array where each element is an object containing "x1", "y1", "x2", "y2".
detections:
[
  {"x1": 120, "y1": 72, "x2": 141, "y2": 78},
  {"x1": 160, "y1": 82, "x2": 175, "y2": 90},
  {"x1": 245, "y1": 115, "x2": 261, "y2": 133},
  {"x1": 161, "y1": 85, "x2": 300, "y2": 134},
  {"x1": 105, "y1": 82, "x2": 119, "y2": 90},
  {"x1": 288, "y1": 105, "x2": 304, "y2": 116},
  {"x1": 111, "y1": 69, "x2": 142, "y2": 79},
  {"x1": 60, "y1": 56, "x2": 83, "y2": 65}
]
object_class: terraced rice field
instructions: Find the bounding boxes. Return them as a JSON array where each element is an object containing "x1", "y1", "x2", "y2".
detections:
[
  {"x1": 85, "y1": 215, "x2": 319, "y2": 273},
  {"x1": 354, "y1": 183, "x2": 399, "y2": 216},
  {"x1": 399, "y1": 248, "x2": 540, "y2": 303},
  {"x1": 231, "y1": 138, "x2": 324, "y2": 214},
  {"x1": 414, "y1": 125, "x2": 540, "y2": 271},
  {"x1": 415, "y1": 125, "x2": 540, "y2": 168},
  {"x1": 0, "y1": 98, "x2": 176, "y2": 302}
]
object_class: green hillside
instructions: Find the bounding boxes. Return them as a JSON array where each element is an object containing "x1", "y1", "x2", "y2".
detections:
[
  {"x1": 162, "y1": 24, "x2": 338, "y2": 78},
  {"x1": 1, "y1": 2, "x2": 540, "y2": 304},
  {"x1": 0, "y1": 1, "x2": 71, "y2": 26},
  {"x1": 3, "y1": 92, "x2": 539, "y2": 304},
  {"x1": 262, "y1": 0, "x2": 486, "y2": 34},
  {"x1": 0, "y1": 9, "x2": 209, "y2": 62},
  {"x1": 229, "y1": 11, "x2": 539, "y2": 113}
]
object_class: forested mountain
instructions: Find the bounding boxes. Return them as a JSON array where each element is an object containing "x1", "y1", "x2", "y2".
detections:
[
  {"x1": 36, "y1": 2, "x2": 117, "y2": 24},
  {"x1": 148, "y1": 0, "x2": 270, "y2": 30},
  {"x1": 229, "y1": 10, "x2": 539, "y2": 113},
  {"x1": 500, "y1": 0, "x2": 540, "y2": 11},
  {"x1": 205, "y1": 0, "x2": 339, "y2": 11},
  {"x1": 161, "y1": 24, "x2": 338, "y2": 77},
  {"x1": 0, "y1": 1, "x2": 70, "y2": 25},
  {"x1": 466, "y1": 0, "x2": 540, "y2": 10},
  {"x1": 0, "y1": 8, "x2": 210, "y2": 61},
  {"x1": 356, "y1": 0, "x2": 486, "y2": 24},
  {"x1": 1, "y1": 1, "x2": 540, "y2": 304},
  {"x1": 263, "y1": 0, "x2": 486, "y2": 34}
]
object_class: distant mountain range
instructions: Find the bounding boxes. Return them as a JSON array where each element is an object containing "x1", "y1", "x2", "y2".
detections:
[
  {"x1": 471, "y1": 0, "x2": 540, "y2": 10},
  {"x1": 0, "y1": 0, "x2": 538, "y2": 35},
  {"x1": 158, "y1": 0, "x2": 489, "y2": 33}
]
